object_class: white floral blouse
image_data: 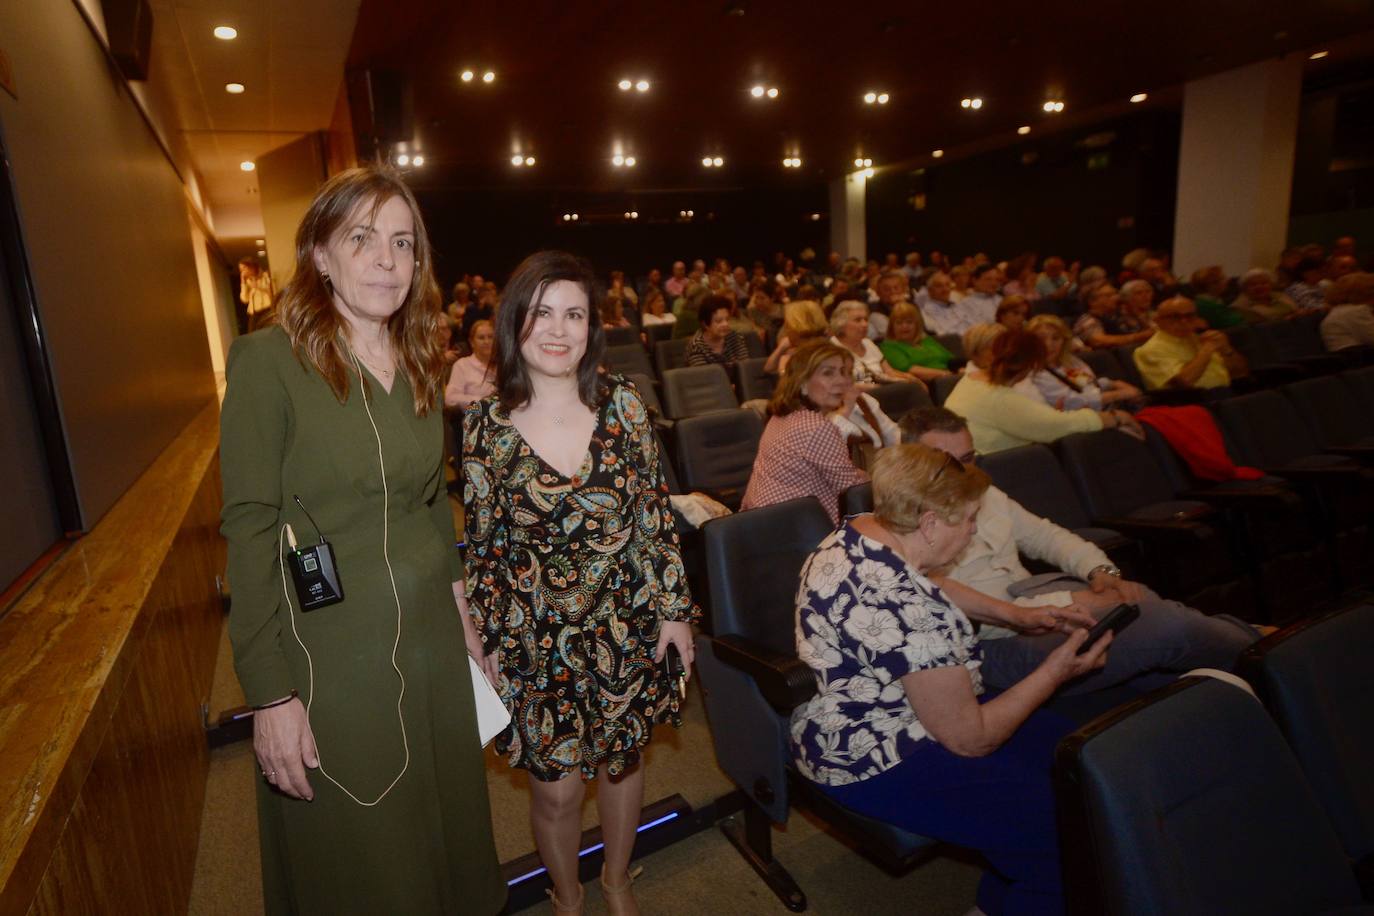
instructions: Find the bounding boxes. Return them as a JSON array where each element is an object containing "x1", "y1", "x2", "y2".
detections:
[{"x1": 790, "y1": 520, "x2": 983, "y2": 786}]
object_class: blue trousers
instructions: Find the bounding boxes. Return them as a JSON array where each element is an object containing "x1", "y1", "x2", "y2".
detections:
[{"x1": 820, "y1": 707, "x2": 1075, "y2": 916}]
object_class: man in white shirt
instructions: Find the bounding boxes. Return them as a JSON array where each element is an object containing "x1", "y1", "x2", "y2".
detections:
[
  {"x1": 916, "y1": 272, "x2": 976, "y2": 337},
  {"x1": 962, "y1": 264, "x2": 1003, "y2": 325},
  {"x1": 901, "y1": 407, "x2": 1259, "y2": 693}
]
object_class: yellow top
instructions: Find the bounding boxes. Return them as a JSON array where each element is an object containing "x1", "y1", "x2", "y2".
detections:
[
  {"x1": 1133, "y1": 331, "x2": 1230, "y2": 390},
  {"x1": 944, "y1": 376, "x2": 1104, "y2": 455}
]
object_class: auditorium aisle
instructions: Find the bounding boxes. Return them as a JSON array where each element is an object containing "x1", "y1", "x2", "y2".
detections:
[{"x1": 187, "y1": 491, "x2": 983, "y2": 913}]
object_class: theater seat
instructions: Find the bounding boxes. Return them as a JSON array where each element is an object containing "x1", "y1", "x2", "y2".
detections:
[
  {"x1": 733, "y1": 356, "x2": 777, "y2": 403},
  {"x1": 671, "y1": 410, "x2": 762, "y2": 510},
  {"x1": 936, "y1": 333, "x2": 965, "y2": 360},
  {"x1": 1240, "y1": 604, "x2": 1374, "y2": 897},
  {"x1": 1283, "y1": 376, "x2": 1374, "y2": 460},
  {"x1": 1224, "y1": 324, "x2": 1307, "y2": 387},
  {"x1": 1054, "y1": 430, "x2": 1248, "y2": 613},
  {"x1": 868, "y1": 381, "x2": 931, "y2": 423},
  {"x1": 604, "y1": 325, "x2": 640, "y2": 347},
  {"x1": 661, "y1": 365, "x2": 737, "y2": 419},
  {"x1": 1265, "y1": 311, "x2": 1347, "y2": 376},
  {"x1": 655, "y1": 337, "x2": 689, "y2": 378},
  {"x1": 931, "y1": 374, "x2": 961, "y2": 406},
  {"x1": 1055, "y1": 677, "x2": 1371, "y2": 916},
  {"x1": 695, "y1": 498, "x2": 937, "y2": 910},
  {"x1": 606, "y1": 342, "x2": 654, "y2": 378}
]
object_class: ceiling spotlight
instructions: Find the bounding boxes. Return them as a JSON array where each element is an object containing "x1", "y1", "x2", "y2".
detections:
[
  {"x1": 1310, "y1": 50, "x2": 1329, "y2": 60},
  {"x1": 482, "y1": 71, "x2": 495, "y2": 83},
  {"x1": 461, "y1": 70, "x2": 474, "y2": 82},
  {"x1": 563, "y1": 213, "x2": 571, "y2": 221},
  {"x1": 1017, "y1": 125, "x2": 1031, "y2": 135},
  {"x1": 571, "y1": 213, "x2": 579, "y2": 220},
  {"x1": 854, "y1": 158, "x2": 864, "y2": 167},
  {"x1": 1043, "y1": 99, "x2": 1064, "y2": 112},
  {"x1": 932, "y1": 149, "x2": 944, "y2": 158},
  {"x1": 225, "y1": 82, "x2": 245, "y2": 94},
  {"x1": 256, "y1": 249, "x2": 266, "y2": 257},
  {"x1": 631, "y1": 210, "x2": 639, "y2": 218},
  {"x1": 213, "y1": 25, "x2": 237, "y2": 40},
  {"x1": 512, "y1": 154, "x2": 524, "y2": 165},
  {"x1": 877, "y1": 93, "x2": 889, "y2": 104},
  {"x1": 1130, "y1": 92, "x2": 1148, "y2": 103},
  {"x1": 254, "y1": 238, "x2": 265, "y2": 245},
  {"x1": 635, "y1": 80, "x2": 650, "y2": 92},
  {"x1": 525, "y1": 156, "x2": 535, "y2": 166},
  {"x1": 702, "y1": 156, "x2": 713, "y2": 167},
  {"x1": 751, "y1": 85, "x2": 765, "y2": 98},
  {"x1": 240, "y1": 160, "x2": 255, "y2": 172},
  {"x1": 861, "y1": 158, "x2": 872, "y2": 167},
  {"x1": 864, "y1": 91, "x2": 877, "y2": 104},
  {"x1": 679, "y1": 210, "x2": 687, "y2": 217},
  {"x1": 396, "y1": 153, "x2": 410, "y2": 166},
  {"x1": 687, "y1": 209, "x2": 694, "y2": 216},
  {"x1": 625, "y1": 156, "x2": 636, "y2": 167},
  {"x1": 863, "y1": 167, "x2": 875, "y2": 178},
  {"x1": 412, "y1": 155, "x2": 425, "y2": 166},
  {"x1": 809, "y1": 213, "x2": 821, "y2": 221},
  {"x1": 962, "y1": 97, "x2": 983, "y2": 110},
  {"x1": 624, "y1": 211, "x2": 632, "y2": 219},
  {"x1": 618, "y1": 79, "x2": 632, "y2": 91},
  {"x1": 613, "y1": 154, "x2": 625, "y2": 166},
  {"x1": 767, "y1": 87, "x2": 779, "y2": 98},
  {"x1": 713, "y1": 156, "x2": 723, "y2": 166}
]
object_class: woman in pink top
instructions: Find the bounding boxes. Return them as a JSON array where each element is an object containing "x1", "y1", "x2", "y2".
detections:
[
  {"x1": 742, "y1": 339, "x2": 867, "y2": 524},
  {"x1": 444, "y1": 319, "x2": 497, "y2": 409}
]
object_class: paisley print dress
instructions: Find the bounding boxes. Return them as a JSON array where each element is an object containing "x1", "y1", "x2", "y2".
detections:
[{"x1": 462, "y1": 376, "x2": 697, "y2": 781}]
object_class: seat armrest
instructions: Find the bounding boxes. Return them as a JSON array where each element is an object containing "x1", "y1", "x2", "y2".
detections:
[
  {"x1": 1178, "y1": 487, "x2": 1301, "y2": 512},
  {"x1": 1092, "y1": 517, "x2": 1212, "y2": 547},
  {"x1": 1263, "y1": 465, "x2": 1361, "y2": 483},
  {"x1": 1324, "y1": 445, "x2": 1374, "y2": 465},
  {"x1": 712, "y1": 633, "x2": 818, "y2": 712}
]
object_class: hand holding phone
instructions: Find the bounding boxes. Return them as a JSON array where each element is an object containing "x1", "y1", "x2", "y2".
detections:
[{"x1": 1077, "y1": 603, "x2": 1140, "y2": 655}]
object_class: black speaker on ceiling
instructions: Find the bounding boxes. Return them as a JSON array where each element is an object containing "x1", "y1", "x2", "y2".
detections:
[
  {"x1": 346, "y1": 68, "x2": 413, "y2": 158},
  {"x1": 100, "y1": 0, "x2": 154, "y2": 81}
]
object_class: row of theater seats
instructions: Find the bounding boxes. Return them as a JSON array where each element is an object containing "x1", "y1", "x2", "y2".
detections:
[
  {"x1": 651, "y1": 361, "x2": 1374, "y2": 624},
  {"x1": 691, "y1": 493, "x2": 1374, "y2": 913}
]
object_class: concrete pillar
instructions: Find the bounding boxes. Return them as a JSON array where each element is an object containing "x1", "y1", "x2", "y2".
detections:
[
  {"x1": 829, "y1": 172, "x2": 867, "y2": 261},
  {"x1": 257, "y1": 133, "x2": 329, "y2": 287},
  {"x1": 1172, "y1": 57, "x2": 1304, "y2": 279}
]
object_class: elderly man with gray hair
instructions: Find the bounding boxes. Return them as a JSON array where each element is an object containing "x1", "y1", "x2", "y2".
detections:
[
  {"x1": 1133, "y1": 296, "x2": 1248, "y2": 390},
  {"x1": 1321, "y1": 272, "x2": 1374, "y2": 352},
  {"x1": 1231, "y1": 268, "x2": 1299, "y2": 323}
]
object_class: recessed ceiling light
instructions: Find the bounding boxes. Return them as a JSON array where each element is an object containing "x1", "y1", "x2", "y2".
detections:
[
  {"x1": 635, "y1": 79, "x2": 650, "y2": 92},
  {"x1": 687, "y1": 209, "x2": 694, "y2": 217},
  {"x1": 254, "y1": 238, "x2": 264, "y2": 245},
  {"x1": 751, "y1": 85, "x2": 765, "y2": 98},
  {"x1": 563, "y1": 213, "x2": 571, "y2": 221},
  {"x1": 1130, "y1": 92, "x2": 1148, "y2": 103},
  {"x1": 625, "y1": 156, "x2": 636, "y2": 167},
  {"x1": 809, "y1": 213, "x2": 821, "y2": 221},
  {"x1": 878, "y1": 93, "x2": 889, "y2": 104},
  {"x1": 1017, "y1": 125, "x2": 1031, "y2": 135},
  {"x1": 932, "y1": 149, "x2": 944, "y2": 158},
  {"x1": 412, "y1": 155, "x2": 425, "y2": 166},
  {"x1": 1043, "y1": 100, "x2": 1065, "y2": 113},
  {"x1": 631, "y1": 210, "x2": 639, "y2": 218},
  {"x1": 512, "y1": 154, "x2": 524, "y2": 166},
  {"x1": 702, "y1": 156, "x2": 713, "y2": 167},
  {"x1": 854, "y1": 157, "x2": 864, "y2": 167},
  {"x1": 961, "y1": 97, "x2": 984, "y2": 110},
  {"x1": 213, "y1": 25, "x2": 237, "y2": 40},
  {"x1": 256, "y1": 249, "x2": 266, "y2": 257},
  {"x1": 862, "y1": 158, "x2": 872, "y2": 167},
  {"x1": 225, "y1": 82, "x2": 245, "y2": 94},
  {"x1": 571, "y1": 213, "x2": 579, "y2": 220},
  {"x1": 624, "y1": 211, "x2": 632, "y2": 218},
  {"x1": 482, "y1": 71, "x2": 495, "y2": 83},
  {"x1": 864, "y1": 91, "x2": 877, "y2": 104},
  {"x1": 767, "y1": 87, "x2": 779, "y2": 98},
  {"x1": 863, "y1": 167, "x2": 875, "y2": 178},
  {"x1": 613, "y1": 154, "x2": 625, "y2": 167},
  {"x1": 461, "y1": 70, "x2": 474, "y2": 82},
  {"x1": 713, "y1": 156, "x2": 723, "y2": 166},
  {"x1": 618, "y1": 79, "x2": 632, "y2": 91},
  {"x1": 525, "y1": 156, "x2": 535, "y2": 166},
  {"x1": 396, "y1": 153, "x2": 410, "y2": 166},
  {"x1": 240, "y1": 160, "x2": 255, "y2": 171},
  {"x1": 1310, "y1": 50, "x2": 1329, "y2": 60}
]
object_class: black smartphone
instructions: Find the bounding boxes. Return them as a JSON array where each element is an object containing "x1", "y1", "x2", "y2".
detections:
[
  {"x1": 1077, "y1": 603, "x2": 1139, "y2": 655},
  {"x1": 664, "y1": 643, "x2": 687, "y2": 695}
]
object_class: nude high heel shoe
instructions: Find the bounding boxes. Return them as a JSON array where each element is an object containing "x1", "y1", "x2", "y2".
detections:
[
  {"x1": 545, "y1": 882, "x2": 584, "y2": 915},
  {"x1": 599, "y1": 864, "x2": 643, "y2": 916}
]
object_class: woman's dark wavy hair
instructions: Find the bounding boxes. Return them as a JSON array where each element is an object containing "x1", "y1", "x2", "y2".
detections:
[{"x1": 494, "y1": 250, "x2": 607, "y2": 410}]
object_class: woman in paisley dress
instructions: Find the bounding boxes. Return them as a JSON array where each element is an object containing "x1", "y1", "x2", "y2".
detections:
[
  {"x1": 790, "y1": 444, "x2": 1109, "y2": 916},
  {"x1": 463, "y1": 250, "x2": 697, "y2": 916}
]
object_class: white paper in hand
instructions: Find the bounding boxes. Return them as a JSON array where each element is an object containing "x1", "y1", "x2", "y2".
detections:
[{"x1": 468, "y1": 656, "x2": 511, "y2": 747}]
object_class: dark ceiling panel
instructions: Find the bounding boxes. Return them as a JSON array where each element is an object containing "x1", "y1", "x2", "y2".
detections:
[{"x1": 346, "y1": 1, "x2": 1374, "y2": 190}]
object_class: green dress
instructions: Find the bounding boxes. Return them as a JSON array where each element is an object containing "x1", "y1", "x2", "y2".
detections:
[
  {"x1": 220, "y1": 327, "x2": 505, "y2": 915},
  {"x1": 880, "y1": 336, "x2": 953, "y2": 372}
]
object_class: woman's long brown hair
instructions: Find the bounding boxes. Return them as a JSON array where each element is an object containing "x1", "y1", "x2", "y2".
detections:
[{"x1": 274, "y1": 166, "x2": 444, "y2": 416}]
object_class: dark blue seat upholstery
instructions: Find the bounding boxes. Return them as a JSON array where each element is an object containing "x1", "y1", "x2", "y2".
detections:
[
  {"x1": 606, "y1": 342, "x2": 654, "y2": 378},
  {"x1": 1055, "y1": 676, "x2": 1372, "y2": 916},
  {"x1": 671, "y1": 410, "x2": 761, "y2": 509},
  {"x1": 661, "y1": 365, "x2": 737, "y2": 419},
  {"x1": 1241, "y1": 604, "x2": 1374, "y2": 895},
  {"x1": 733, "y1": 356, "x2": 776, "y2": 403},
  {"x1": 654, "y1": 337, "x2": 689, "y2": 378},
  {"x1": 1283, "y1": 376, "x2": 1374, "y2": 454},
  {"x1": 869, "y1": 381, "x2": 932, "y2": 424},
  {"x1": 694, "y1": 498, "x2": 936, "y2": 910}
]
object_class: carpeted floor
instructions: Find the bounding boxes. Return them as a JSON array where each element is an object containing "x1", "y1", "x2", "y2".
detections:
[{"x1": 189, "y1": 488, "x2": 984, "y2": 914}]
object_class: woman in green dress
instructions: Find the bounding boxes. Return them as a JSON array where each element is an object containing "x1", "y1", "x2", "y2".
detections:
[
  {"x1": 880, "y1": 302, "x2": 956, "y2": 382},
  {"x1": 464, "y1": 250, "x2": 697, "y2": 915},
  {"x1": 220, "y1": 166, "x2": 505, "y2": 914}
]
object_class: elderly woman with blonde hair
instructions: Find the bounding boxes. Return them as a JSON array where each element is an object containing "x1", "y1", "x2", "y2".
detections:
[
  {"x1": 791, "y1": 443, "x2": 1108, "y2": 915},
  {"x1": 764, "y1": 299, "x2": 829, "y2": 374},
  {"x1": 1026, "y1": 314, "x2": 1142, "y2": 411},
  {"x1": 880, "y1": 302, "x2": 955, "y2": 382},
  {"x1": 829, "y1": 300, "x2": 913, "y2": 386}
]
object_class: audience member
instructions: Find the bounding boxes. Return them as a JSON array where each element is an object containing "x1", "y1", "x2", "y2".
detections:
[
  {"x1": 1137, "y1": 256, "x2": 1177, "y2": 298},
  {"x1": 765, "y1": 299, "x2": 829, "y2": 374},
  {"x1": 600, "y1": 297, "x2": 632, "y2": 329},
  {"x1": 1190, "y1": 265, "x2": 1244, "y2": 329},
  {"x1": 1073, "y1": 284, "x2": 1154, "y2": 349},
  {"x1": 902, "y1": 408, "x2": 1259, "y2": 694},
  {"x1": 445, "y1": 319, "x2": 497, "y2": 409},
  {"x1": 1000, "y1": 254, "x2": 1041, "y2": 302},
  {"x1": 1118, "y1": 279, "x2": 1157, "y2": 326},
  {"x1": 880, "y1": 303, "x2": 955, "y2": 382},
  {"x1": 1027, "y1": 314, "x2": 1141, "y2": 410},
  {"x1": 791, "y1": 443, "x2": 1109, "y2": 916},
  {"x1": 238, "y1": 256, "x2": 275, "y2": 331},
  {"x1": 672, "y1": 281, "x2": 711, "y2": 338},
  {"x1": 1133, "y1": 296, "x2": 1248, "y2": 391},
  {"x1": 869, "y1": 272, "x2": 911, "y2": 339},
  {"x1": 746, "y1": 287, "x2": 781, "y2": 333},
  {"x1": 438, "y1": 315, "x2": 461, "y2": 364},
  {"x1": 1074, "y1": 265, "x2": 1108, "y2": 313},
  {"x1": 460, "y1": 282, "x2": 497, "y2": 339},
  {"x1": 638, "y1": 266, "x2": 664, "y2": 302},
  {"x1": 829, "y1": 300, "x2": 911, "y2": 386},
  {"x1": 664, "y1": 260, "x2": 689, "y2": 298},
  {"x1": 686, "y1": 295, "x2": 751, "y2": 367},
  {"x1": 1285, "y1": 257, "x2": 1328, "y2": 311},
  {"x1": 916, "y1": 272, "x2": 976, "y2": 337},
  {"x1": 1231, "y1": 269, "x2": 1298, "y2": 323},
  {"x1": 1321, "y1": 272, "x2": 1374, "y2": 352},
  {"x1": 995, "y1": 295, "x2": 1030, "y2": 331},
  {"x1": 945, "y1": 330, "x2": 1135, "y2": 454},
  {"x1": 446, "y1": 281, "x2": 473, "y2": 324},
  {"x1": 962, "y1": 264, "x2": 1003, "y2": 324},
  {"x1": 902, "y1": 251, "x2": 924, "y2": 285},
  {"x1": 960, "y1": 322, "x2": 1006, "y2": 378},
  {"x1": 1034, "y1": 256, "x2": 1079, "y2": 303},
  {"x1": 833, "y1": 384, "x2": 901, "y2": 450},
  {"x1": 741, "y1": 339, "x2": 867, "y2": 523},
  {"x1": 948, "y1": 265, "x2": 972, "y2": 303},
  {"x1": 640, "y1": 288, "x2": 674, "y2": 328}
]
